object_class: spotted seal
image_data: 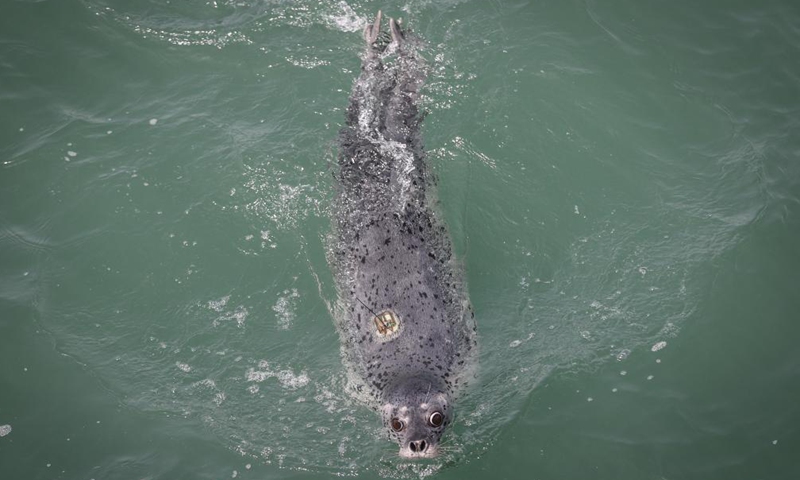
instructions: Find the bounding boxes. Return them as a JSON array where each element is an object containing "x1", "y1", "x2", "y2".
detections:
[{"x1": 329, "y1": 12, "x2": 477, "y2": 458}]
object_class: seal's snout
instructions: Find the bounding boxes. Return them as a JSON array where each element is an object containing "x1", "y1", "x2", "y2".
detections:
[
  {"x1": 409, "y1": 439, "x2": 427, "y2": 453},
  {"x1": 400, "y1": 439, "x2": 438, "y2": 459}
]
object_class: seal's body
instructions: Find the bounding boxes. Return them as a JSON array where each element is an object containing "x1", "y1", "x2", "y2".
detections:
[{"x1": 330, "y1": 13, "x2": 477, "y2": 458}]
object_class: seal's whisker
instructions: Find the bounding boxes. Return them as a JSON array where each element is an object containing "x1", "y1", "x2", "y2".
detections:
[{"x1": 444, "y1": 415, "x2": 461, "y2": 429}]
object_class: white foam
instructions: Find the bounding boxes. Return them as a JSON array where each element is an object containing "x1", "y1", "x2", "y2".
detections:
[
  {"x1": 149, "y1": 118, "x2": 158, "y2": 125},
  {"x1": 285, "y1": 56, "x2": 329, "y2": 69},
  {"x1": 651, "y1": 341, "x2": 667, "y2": 352},
  {"x1": 272, "y1": 289, "x2": 299, "y2": 330},
  {"x1": 207, "y1": 296, "x2": 230, "y2": 312},
  {"x1": 276, "y1": 370, "x2": 309, "y2": 389},
  {"x1": 196, "y1": 379, "x2": 216, "y2": 388},
  {"x1": 227, "y1": 307, "x2": 248, "y2": 328},
  {"x1": 0, "y1": 425, "x2": 11, "y2": 437},
  {"x1": 246, "y1": 364, "x2": 309, "y2": 390},
  {"x1": 326, "y1": 2, "x2": 363, "y2": 32},
  {"x1": 246, "y1": 369, "x2": 271, "y2": 382},
  {"x1": 176, "y1": 362, "x2": 192, "y2": 373}
]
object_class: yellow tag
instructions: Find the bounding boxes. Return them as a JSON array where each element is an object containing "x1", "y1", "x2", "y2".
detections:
[{"x1": 374, "y1": 310, "x2": 400, "y2": 336}]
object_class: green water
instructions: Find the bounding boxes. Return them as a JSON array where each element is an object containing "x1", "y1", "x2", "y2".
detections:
[{"x1": 2, "y1": 0, "x2": 799, "y2": 478}]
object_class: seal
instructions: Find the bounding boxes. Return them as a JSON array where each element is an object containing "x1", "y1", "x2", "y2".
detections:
[{"x1": 329, "y1": 12, "x2": 477, "y2": 459}]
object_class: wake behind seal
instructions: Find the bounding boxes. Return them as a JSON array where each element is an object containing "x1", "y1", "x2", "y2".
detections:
[{"x1": 329, "y1": 12, "x2": 478, "y2": 458}]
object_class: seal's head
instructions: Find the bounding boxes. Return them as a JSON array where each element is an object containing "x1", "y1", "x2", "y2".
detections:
[{"x1": 381, "y1": 377, "x2": 451, "y2": 458}]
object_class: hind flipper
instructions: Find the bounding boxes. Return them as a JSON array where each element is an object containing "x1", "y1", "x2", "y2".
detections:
[
  {"x1": 363, "y1": 10, "x2": 382, "y2": 46},
  {"x1": 389, "y1": 17, "x2": 404, "y2": 48}
]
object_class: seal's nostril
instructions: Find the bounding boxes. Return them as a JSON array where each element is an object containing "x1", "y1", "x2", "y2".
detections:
[{"x1": 409, "y1": 440, "x2": 427, "y2": 454}]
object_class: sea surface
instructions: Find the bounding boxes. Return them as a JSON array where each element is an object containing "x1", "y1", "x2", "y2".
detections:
[{"x1": 2, "y1": 1, "x2": 799, "y2": 479}]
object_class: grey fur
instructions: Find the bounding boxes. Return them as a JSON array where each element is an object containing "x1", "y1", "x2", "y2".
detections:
[{"x1": 330, "y1": 12, "x2": 477, "y2": 458}]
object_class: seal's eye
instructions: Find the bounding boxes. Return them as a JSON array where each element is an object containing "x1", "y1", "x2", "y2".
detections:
[
  {"x1": 429, "y1": 411, "x2": 444, "y2": 427},
  {"x1": 390, "y1": 418, "x2": 405, "y2": 432}
]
